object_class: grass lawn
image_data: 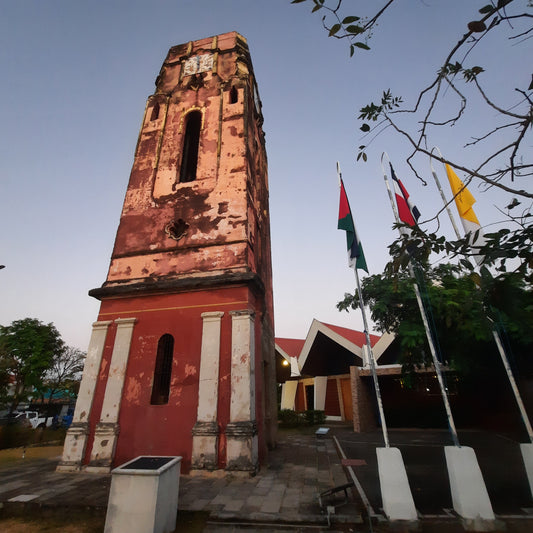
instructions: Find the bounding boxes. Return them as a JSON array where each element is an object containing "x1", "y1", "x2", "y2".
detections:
[
  {"x1": 0, "y1": 445, "x2": 63, "y2": 468},
  {"x1": 0, "y1": 512, "x2": 208, "y2": 533},
  {"x1": 0, "y1": 516, "x2": 105, "y2": 533}
]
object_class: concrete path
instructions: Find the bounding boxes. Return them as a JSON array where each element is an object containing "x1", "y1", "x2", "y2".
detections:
[
  {"x1": 2, "y1": 427, "x2": 533, "y2": 532},
  {"x1": 0, "y1": 430, "x2": 362, "y2": 531},
  {"x1": 179, "y1": 432, "x2": 363, "y2": 528}
]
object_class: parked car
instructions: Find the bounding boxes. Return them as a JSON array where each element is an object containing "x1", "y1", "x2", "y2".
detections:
[{"x1": 10, "y1": 411, "x2": 53, "y2": 429}]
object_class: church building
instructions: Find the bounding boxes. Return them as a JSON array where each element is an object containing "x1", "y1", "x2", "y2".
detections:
[{"x1": 58, "y1": 32, "x2": 276, "y2": 474}]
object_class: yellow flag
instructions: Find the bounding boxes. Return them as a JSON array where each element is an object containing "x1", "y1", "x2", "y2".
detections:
[
  {"x1": 445, "y1": 164, "x2": 480, "y2": 225},
  {"x1": 445, "y1": 163, "x2": 485, "y2": 265}
]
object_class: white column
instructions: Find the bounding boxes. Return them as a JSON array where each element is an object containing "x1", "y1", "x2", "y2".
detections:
[
  {"x1": 191, "y1": 311, "x2": 223, "y2": 470},
  {"x1": 314, "y1": 376, "x2": 327, "y2": 411},
  {"x1": 57, "y1": 321, "x2": 112, "y2": 471},
  {"x1": 290, "y1": 356, "x2": 300, "y2": 377},
  {"x1": 280, "y1": 381, "x2": 298, "y2": 410},
  {"x1": 87, "y1": 317, "x2": 137, "y2": 472},
  {"x1": 226, "y1": 310, "x2": 258, "y2": 472},
  {"x1": 362, "y1": 344, "x2": 371, "y2": 367}
]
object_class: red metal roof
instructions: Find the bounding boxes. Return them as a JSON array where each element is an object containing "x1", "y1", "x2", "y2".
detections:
[
  {"x1": 275, "y1": 338, "x2": 305, "y2": 358},
  {"x1": 276, "y1": 321, "x2": 381, "y2": 362},
  {"x1": 320, "y1": 321, "x2": 380, "y2": 347}
]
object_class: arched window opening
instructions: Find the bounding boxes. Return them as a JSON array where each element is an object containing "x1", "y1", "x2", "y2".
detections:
[
  {"x1": 150, "y1": 102, "x2": 160, "y2": 121},
  {"x1": 150, "y1": 334, "x2": 174, "y2": 405},
  {"x1": 179, "y1": 111, "x2": 202, "y2": 183},
  {"x1": 229, "y1": 86, "x2": 238, "y2": 104}
]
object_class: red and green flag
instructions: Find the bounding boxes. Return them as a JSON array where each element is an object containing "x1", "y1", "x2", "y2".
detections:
[{"x1": 338, "y1": 178, "x2": 368, "y2": 273}]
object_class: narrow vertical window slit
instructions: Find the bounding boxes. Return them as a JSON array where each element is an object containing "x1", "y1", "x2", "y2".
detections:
[
  {"x1": 230, "y1": 86, "x2": 238, "y2": 104},
  {"x1": 150, "y1": 334, "x2": 174, "y2": 405},
  {"x1": 179, "y1": 111, "x2": 202, "y2": 183},
  {"x1": 150, "y1": 102, "x2": 160, "y2": 121}
]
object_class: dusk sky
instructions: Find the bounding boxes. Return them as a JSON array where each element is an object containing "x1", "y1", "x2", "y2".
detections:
[{"x1": 1, "y1": 1, "x2": 530, "y2": 350}]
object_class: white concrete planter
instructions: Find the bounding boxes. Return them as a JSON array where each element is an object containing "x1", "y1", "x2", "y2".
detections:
[{"x1": 105, "y1": 456, "x2": 182, "y2": 533}]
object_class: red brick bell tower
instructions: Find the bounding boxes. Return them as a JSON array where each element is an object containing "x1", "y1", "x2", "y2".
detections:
[{"x1": 58, "y1": 32, "x2": 276, "y2": 474}]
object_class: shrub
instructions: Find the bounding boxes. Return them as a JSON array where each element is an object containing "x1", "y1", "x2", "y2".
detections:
[
  {"x1": 278, "y1": 409, "x2": 301, "y2": 427},
  {"x1": 278, "y1": 409, "x2": 326, "y2": 427},
  {"x1": 303, "y1": 410, "x2": 326, "y2": 426}
]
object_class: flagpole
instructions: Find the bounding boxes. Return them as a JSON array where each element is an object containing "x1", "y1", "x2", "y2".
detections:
[
  {"x1": 430, "y1": 147, "x2": 462, "y2": 239},
  {"x1": 354, "y1": 262, "x2": 390, "y2": 448},
  {"x1": 381, "y1": 153, "x2": 460, "y2": 447},
  {"x1": 431, "y1": 150, "x2": 533, "y2": 443},
  {"x1": 337, "y1": 162, "x2": 389, "y2": 448}
]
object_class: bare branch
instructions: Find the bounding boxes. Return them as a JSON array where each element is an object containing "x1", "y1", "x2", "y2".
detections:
[{"x1": 473, "y1": 78, "x2": 526, "y2": 119}]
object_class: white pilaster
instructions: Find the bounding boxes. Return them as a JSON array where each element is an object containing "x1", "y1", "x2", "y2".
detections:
[
  {"x1": 290, "y1": 356, "x2": 300, "y2": 377},
  {"x1": 314, "y1": 376, "x2": 327, "y2": 411},
  {"x1": 57, "y1": 320, "x2": 112, "y2": 471},
  {"x1": 280, "y1": 381, "x2": 298, "y2": 410},
  {"x1": 191, "y1": 311, "x2": 223, "y2": 470},
  {"x1": 87, "y1": 317, "x2": 137, "y2": 472},
  {"x1": 362, "y1": 344, "x2": 371, "y2": 368},
  {"x1": 226, "y1": 310, "x2": 258, "y2": 472}
]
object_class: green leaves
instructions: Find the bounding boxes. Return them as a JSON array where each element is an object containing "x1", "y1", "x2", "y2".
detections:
[
  {"x1": 342, "y1": 16, "x2": 360, "y2": 24},
  {"x1": 358, "y1": 102, "x2": 382, "y2": 121},
  {"x1": 479, "y1": 4, "x2": 496, "y2": 15},
  {"x1": 311, "y1": 0, "x2": 324, "y2": 12},
  {"x1": 338, "y1": 258, "x2": 532, "y2": 379},
  {"x1": 463, "y1": 66, "x2": 485, "y2": 82},
  {"x1": 358, "y1": 90, "x2": 403, "y2": 123},
  {"x1": 439, "y1": 62, "x2": 486, "y2": 83},
  {"x1": 0, "y1": 318, "x2": 65, "y2": 411},
  {"x1": 291, "y1": 0, "x2": 371, "y2": 54},
  {"x1": 345, "y1": 25, "x2": 364, "y2": 35},
  {"x1": 439, "y1": 61, "x2": 462, "y2": 77},
  {"x1": 328, "y1": 23, "x2": 341, "y2": 36}
]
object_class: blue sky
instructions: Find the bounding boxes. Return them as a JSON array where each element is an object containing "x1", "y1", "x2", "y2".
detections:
[{"x1": 1, "y1": 1, "x2": 530, "y2": 350}]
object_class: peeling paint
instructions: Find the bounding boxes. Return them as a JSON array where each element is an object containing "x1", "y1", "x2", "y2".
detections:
[
  {"x1": 124, "y1": 377, "x2": 142, "y2": 403},
  {"x1": 76, "y1": 32, "x2": 276, "y2": 475},
  {"x1": 184, "y1": 363, "x2": 197, "y2": 377}
]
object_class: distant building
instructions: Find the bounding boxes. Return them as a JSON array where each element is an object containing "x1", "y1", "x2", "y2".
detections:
[
  {"x1": 276, "y1": 318, "x2": 533, "y2": 434},
  {"x1": 276, "y1": 319, "x2": 398, "y2": 429}
]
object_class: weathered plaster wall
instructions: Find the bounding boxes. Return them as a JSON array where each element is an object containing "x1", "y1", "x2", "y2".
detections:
[
  {"x1": 84, "y1": 286, "x2": 261, "y2": 472},
  {"x1": 104, "y1": 32, "x2": 271, "y2": 295},
  {"x1": 75, "y1": 32, "x2": 276, "y2": 474}
]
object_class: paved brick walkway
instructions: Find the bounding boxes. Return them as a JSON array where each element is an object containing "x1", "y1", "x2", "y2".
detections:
[
  {"x1": 0, "y1": 431, "x2": 363, "y2": 530},
  {"x1": 178, "y1": 433, "x2": 362, "y2": 526}
]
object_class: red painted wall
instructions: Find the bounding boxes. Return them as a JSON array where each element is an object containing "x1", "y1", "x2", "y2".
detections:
[
  {"x1": 84, "y1": 285, "x2": 265, "y2": 472},
  {"x1": 325, "y1": 379, "x2": 341, "y2": 417}
]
